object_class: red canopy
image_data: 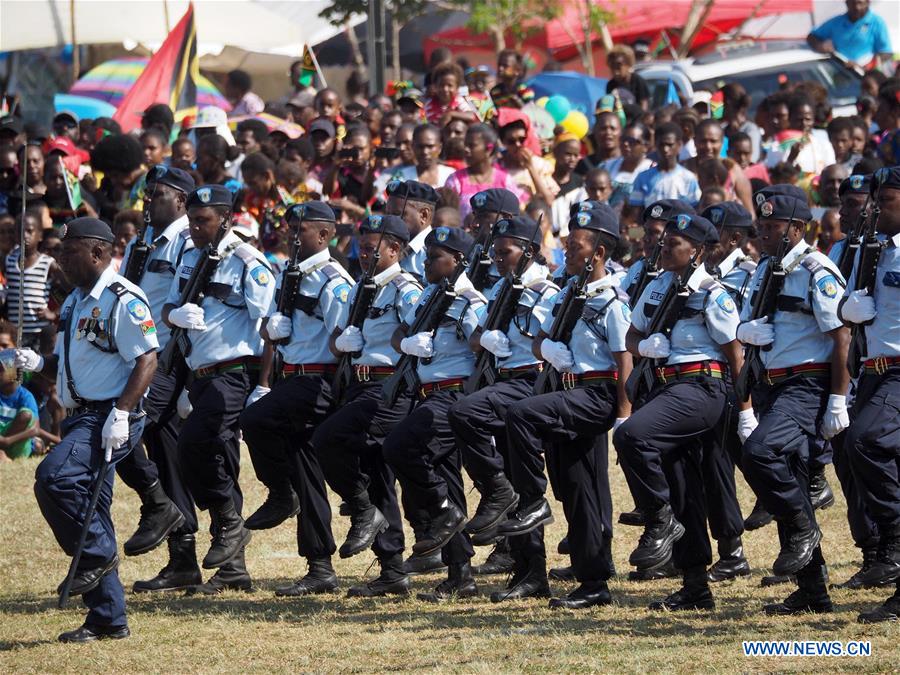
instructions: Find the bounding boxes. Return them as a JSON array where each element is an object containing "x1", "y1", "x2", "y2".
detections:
[{"x1": 424, "y1": 0, "x2": 812, "y2": 65}]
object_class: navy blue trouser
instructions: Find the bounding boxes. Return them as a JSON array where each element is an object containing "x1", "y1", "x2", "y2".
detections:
[
  {"x1": 701, "y1": 398, "x2": 745, "y2": 542},
  {"x1": 847, "y1": 368, "x2": 900, "y2": 532},
  {"x1": 832, "y1": 427, "x2": 879, "y2": 549},
  {"x1": 742, "y1": 376, "x2": 829, "y2": 573},
  {"x1": 240, "y1": 373, "x2": 336, "y2": 559},
  {"x1": 615, "y1": 375, "x2": 727, "y2": 570},
  {"x1": 34, "y1": 409, "x2": 144, "y2": 628},
  {"x1": 506, "y1": 382, "x2": 617, "y2": 581},
  {"x1": 383, "y1": 390, "x2": 474, "y2": 565},
  {"x1": 312, "y1": 380, "x2": 415, "y2": 560}
]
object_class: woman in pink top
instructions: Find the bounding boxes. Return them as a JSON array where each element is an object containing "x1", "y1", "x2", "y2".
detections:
[{"x1": 445, "y1": 123, "x2": 525, "y2": 219}]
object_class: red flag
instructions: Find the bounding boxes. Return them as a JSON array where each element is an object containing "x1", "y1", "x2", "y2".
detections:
[{"x1": 112, "y1": 3, "x2": 199, "y2": 133}]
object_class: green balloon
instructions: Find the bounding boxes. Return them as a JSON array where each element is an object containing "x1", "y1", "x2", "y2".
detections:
[{"x1": 545, "y1": 95, "x2": 571, "y2": 123}]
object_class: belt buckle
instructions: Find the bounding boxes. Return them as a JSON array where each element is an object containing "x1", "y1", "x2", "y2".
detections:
[
  {"x1": 656, "y1": 366, "x2": 667, "y2": 384},
  {"x1": 765, "y1": 370, "x2": 774, "y2": 386},
  {"x1": 874, "y1": 356, "x2": 887, "y2": 375},
  {"x1": 562, "y1": 371, "x2": 575, "y2": 390},
  {"x1": 356, "y1": 364, "x2": 370, "y2": 382}
]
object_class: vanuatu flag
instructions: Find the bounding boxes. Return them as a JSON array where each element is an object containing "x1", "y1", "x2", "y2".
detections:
[
  {"x1": 299, "y1": 45, "x2": 317, "y2": 87},
  {"x1": 112, "y1": 3, "x2": 199, "y2": 132}
]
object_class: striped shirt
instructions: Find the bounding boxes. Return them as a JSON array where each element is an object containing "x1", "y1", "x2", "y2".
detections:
[{"x1": 5, "y1": 249, "x2": 53, "y2": 335}]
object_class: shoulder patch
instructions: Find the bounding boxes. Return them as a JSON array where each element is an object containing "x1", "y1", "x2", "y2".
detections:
[
  {"x1": 715, "y1": 291, "x2": 736, "y2": 313},
  {"x1": 140, "y1": 319, "x2": 157, "y2": 336},
  {"x1": 126, "y1": 298, "x2": 151, "y2": 323},
  {"x1": 333, "y1": 282, "x2": 351, "y2": 303},
  {"x1": 249, "y1": 265, "x2": 271, "y2": 286},
  {"x1": 402, "y1": 289, "x2": 421, "y2": 305},
  {"x1": 816, "y1": 274, "x2": 839, "y2": 298}
]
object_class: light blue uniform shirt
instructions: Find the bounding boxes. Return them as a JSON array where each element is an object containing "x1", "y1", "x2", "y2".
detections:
[
  {"x1": 714, "y1": 247, "x2": 757, "y2": 313},
  {"x1": 403, "y1": 274, "x2": 485, "y2": 384},
  {"x1": 271, "y1": 248, "x2": 354, "y2": 366},
  {"x1": 166, "y1": 231, "x2": 274, "y2": 370},
  {"x1": 120, "y1": 214, "x2": 193, "y2": 349},
  {"x1": 481, "y1": 263, "x2": 557, "y2": 370},
  {"x1": 809, "y1": 10, "x2": 892, "y2": 64},
  {"x1": 620, "y1": 257, "x2": 645, "y2": 298},
  {"x1": 633, "y1": 268, "x2": 740, "y2": 366},
  {"x1": 337, "y1": 263, "x2": 422, "y2": 367},
  {"x1": 827, "y1": 237, "x2": 848, "y2": 268},
  {"x1": 842, "y1": 233, "x2": 900, "y2": 360},
  {"x1": 400, "y1": 226, "x2": 431, "y2": 282},
  {"x1": 628, "y1": 165, "x2": 701, "y2": 208},
  {"x1": 55, "y1": 265, "x2": 159, "y2": 408},
  {"x1": 740, "y1": 241, "x2": 845, "y2": 369},
  {"x1": 541, "y1": 276, "x2": 632, "y2": 373}
]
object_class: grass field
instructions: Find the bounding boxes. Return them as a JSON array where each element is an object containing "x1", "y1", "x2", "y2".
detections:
[{"x1": 1, "y1": 445, "x2": 896, "y2": 673}]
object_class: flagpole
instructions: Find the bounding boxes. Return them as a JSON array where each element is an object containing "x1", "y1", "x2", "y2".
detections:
[
  {"x1": 70, "y1": 0, "x2": 79, "y2": 86},
  {"x1": 307, "y1": 44, "x2": 328, "y2": 89},
  {"x1": 163, "y1": 0, "x2": 171, "y2": 32}
]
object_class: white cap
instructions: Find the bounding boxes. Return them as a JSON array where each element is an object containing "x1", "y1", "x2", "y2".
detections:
[{"x1": 194, "y1": 106, "x2": 228, "y2": 128}]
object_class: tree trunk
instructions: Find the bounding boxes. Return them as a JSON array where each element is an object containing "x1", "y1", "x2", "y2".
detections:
[
  {"x1": 391, "y1": 16, "x2": 401, "y2": 82},
  {"x1": 582, "y1": 0, "x2": 594, "y2": 76},
  {"x1": 492, "y1": 26, "x2": 506, "y2": 54},
  {"x1": 678, "y1": 0, "x2": 714, "y2": 57}
]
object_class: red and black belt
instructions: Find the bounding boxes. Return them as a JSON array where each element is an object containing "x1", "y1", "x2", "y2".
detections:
[
  {"x1": 559, "y1": 370, "x2": 618, "y2": 390},
  {"x1": 353, "y1": 364, "x2": 395, "y2": 382},
  {"x1": 497, "y1": 363, "x2": 542, "y2": 380},
  {"x1": 655, "y1": 360, "x2": 724, "y2": 384},
  {"x1": 193, "y1": 357, "x2": 261, "y2": 379},
  {"x1": 418, "y1": 378, "x2": 465, "y2": 398},
  {"x1": 281, "y1": 363, "x2": 337, "y2": 377},
  {"x1": 763, "y1": 362, "x2": 830, "y2": 385},
  {"x1": 863, "y1": 355, "x2": 900, "y2": 375}
]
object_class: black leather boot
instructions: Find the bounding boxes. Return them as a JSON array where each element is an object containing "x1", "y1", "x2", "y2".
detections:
[
  {"x1": 809, "y1": 468, "x2": 835, "y2": 510},
  {"x1": 743, "y1": 499, "x2": 773, "y2": 531},
  {"x1": 474, "y1": 539, "x2": 515, "y2": 575},
  {"x1": 465, "y1": 473, "x2": 518, "y2": 537},
  {"x1": 854, "y1": 529, "x2": 900, "y2": 588},
  {"x1": 411, "y1": 501, "x2": 466, "y2": 556},
  {"x1": 275, "y1": 557, "x2": 339, "y2": 596},
  {"x1": 490, "y1": 555, "x2": 550, "y2": 602},
  {"x1": 857, "y1": 583, "x2": 900, "y2": 623},
  {"x1": 133, "y1": 533, "x2": 202, "y2": 593},
  {"x1": 187, "y1": 547, "x2": 253, "y2": 595},
  {"x1": 549, "y1": 580, "x2": 612, "y2": 609},
  {"x1": 418, "y1": 562, "x2": 477, "y2": 602},
  {"x1": 202, "y1": 500, "x2": 251, "y2": 569},
  {"x1": 628, "y1": 504, "x2": 684, "y2": 570},
  {"x1": 764, "y1": 564, "x2": 832, "y2": 615},
  {"x1": 496, "y1": 498, "x2": 554, "y2": 537},
  {"x1": 618, "y1": 508, "x2": 645, "y2": 527},
  {"x1": 649, "y1": 566, "x2": 714, "y2": 611},
  {"x1": 772, "y1": 512, "x2": 821, "y2": 577},
  {"x1": 339, "y1": 505, "x2": 388, "y2": 559},
  {"x1": 347, "y1": 555, "x2": 410, "y2": 597},
  {"x1": 833, "y1": 546, "x2": 879, "y2": 590},
  {"x1": 708, "y1": 536, "x2": 751, "y2": 582},
  {"x1": 123, "y1": 480, "x2": 186, "y2": 556},
  {"x1": 245, "y1": 485, "x2": 300, "y2": 530}
]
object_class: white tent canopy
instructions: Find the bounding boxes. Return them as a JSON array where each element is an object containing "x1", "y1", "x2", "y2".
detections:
[{"x1": 0, "y1": 0, "x2": 349, "y2": 56}]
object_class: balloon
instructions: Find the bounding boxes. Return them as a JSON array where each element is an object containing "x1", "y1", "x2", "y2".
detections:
[
  {"x1": 521, "y1": 103, "x2": 556, "y2": 140},
  {"x1": 536, "y1": 96, "x2": 550, "y2": 108},
  {"x1": 545, "y1": 95, "x2": 571, "y2": 123},
  {"x1": 560, "y1": 110, "x2": 589, "y2": 139}
]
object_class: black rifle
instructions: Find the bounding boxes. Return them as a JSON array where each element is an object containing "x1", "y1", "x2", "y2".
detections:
[
  {"x1": 533, "y1": 228, "x2": 607, "y2": 395},
  {"x1": 122, "y1": 184, "x2": 155, "y2": 284},
  {"x1": 381, "y1": 254, "x2": 470, "y2": 407},
  {"x1": 467, "y1": 211, "x2": 501, "y2": 292},
  {"x1": 270, "y1": 215, "x2": 306, "y2": 378},
  {"x1": 465, "y1": 215, "x2": 543, "y2": 394},
  {"x1": 624, "y1": 248, "x2": 703, "y2": 403},
  {"x1": 628, "y1": 238, "x2": 664, "y2": 307},
  {"x1": 733, "y1": 233, "x2": 791, "y2": 402},
  {"x1": 331, "y1": 227, "x2": 387, "y2": 402},
  {"x1": 836, "y1": 191, "x2": 871, "y2": 281},
  {"x1": 158, "y1": 217, "x2": 231, "y2": 375},
  {"x1": 847, "y1": 180, "x2": 884, "y2": 377}
]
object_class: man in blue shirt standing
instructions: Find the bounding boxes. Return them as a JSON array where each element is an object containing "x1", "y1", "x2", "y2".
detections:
[{"x1": 808, "y1": 0, "x2": 893, "y2": 69}]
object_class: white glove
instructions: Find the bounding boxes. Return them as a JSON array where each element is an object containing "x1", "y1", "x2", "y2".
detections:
[
  {"x1": 841, "y1": 289, "x2": 876, "y2": 324},
  {"x1": 266, "y1": 312, "x2": 292, "y2": 340},
  {"x1": 821, "y1": 394, "x2": 850, "y2": 440},
  {"x1": 14, "y1": 348, "x2": 43, "y2": 372},
  {"x1": 101, "y1": 407, "x2": 130, "y2": 452},
  {"x1": 246, "y1": 385, "x2": 270, "y2": 406},
  {"x1": 737, "y1": 408, "x2": 758, "y2": 444},
  {"x1": 613, "y1": 417, "x2": 628, "y2": 433},
  {"x1": 736, "y1": 317, "x2": 774, "y2": 346},
  {"x1": 638, "y1": 333, "x2": 671, "y2": 359},
  {"x1": 479, "y1": 329, "x2": 512, "y2": 358},
  {"x1": 400, "y1": 332, "x2": 434, "y2": 358},
  {"x1": 335, "y1": 326, "x2": 365, "y2": 353},
  {"x1": 168, "y1": 303, "x2": 206, "y2": 330},
  {"x1": 540, "y1": 339, "x2": 575, "y2": 372},
  {"x1": 176, "y1": 388, "x2": 192, "y2": 419}
]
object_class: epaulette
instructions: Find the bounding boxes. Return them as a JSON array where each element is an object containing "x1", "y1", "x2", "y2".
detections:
[
  {"x1": 460, "y1": 288, "x2": 486, "y2": 305},
  {"x1": 697, "y1": 277, "x2": 725, "y2": 294},
  {"x1": 738, "y1": 258, "x2": 758, "y2": 274},
  {"x1": 322, "y1": 260, "x2": 354, "y2": 284},
  {"x1": 799, "y1": 253, "x2": 825, "y2": 275},
  {"x1": 178, "y1": 228, "x2": 191, "y2": 240},
  {"x1": 612, "y1": 286, "x2": 629, "y2": 303},
  {"x1": 233, "y1": 243, "x2": 269, "y2": 270},
  {"x1": 390, "y1": 272, "x2": 420, "y2": 292},
  {"x1": 527, "y1": 279, "x2": 557, "y2": 295}
]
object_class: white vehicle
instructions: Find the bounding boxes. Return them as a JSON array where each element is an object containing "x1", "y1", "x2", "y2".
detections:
[{"x1": 635, "y1": 41, "x2": 863, "y2": 117}]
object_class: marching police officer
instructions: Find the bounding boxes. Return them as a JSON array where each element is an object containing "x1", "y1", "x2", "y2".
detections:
[
  {"x1": 737, "y1": 189, "x2": 849, "y2": 615},
  {"x1": 162, "y1": 184, "x2": 275, "y2": 594},
  {"x1": 312, "y1": 214, "x2": 423, "y2": 597},
  {"x1": 615, "y1": 213, "x2": 748, "y2": 611},
  {"x1": 466, "y1": 188, "x2": 521, "y2": 291},
  {"x1": 448, "y1": 215, "x2": 556, "y2": 547},
  {"x1": 239, "y1": 201, "x2": 353, "y2": 597},
  {"x1": 21, "y1": 217, "x2": 158, "y2": 642},
  {"x1": 497, "y1": 205, "x2": 631, "y2": 608},
  {"x1": 386, "y1": 180, "x2": 438, "y2": 282},
  {"x1": 382, "y1": 226, "x2": 486, "y2": 602},
  {"x1": 698, "y1": 201, "x2": 757, "y2": 582},
  {"x1": 828, "y1": 173, "x2": 870, "y2": 268},
  {"x1": 840, "y1": 166, "x2": 900, "y2": 623},
  {"x1": 116, "y1": 165, "x2": 203, "y2": 593}
]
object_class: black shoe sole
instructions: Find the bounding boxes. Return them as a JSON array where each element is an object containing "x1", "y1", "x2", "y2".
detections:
[
  {"x1": 649, "y1": 600, "x2": 715, "y2": 611},
  {"x1": 132, "y1": 575, "x2": 203, "y2": 593},
  {"x1": 338, "y1": 514, "x2": 389, "y2": 559},
  {"x1": 186, "y1": 581, "x2": 254, "y2": 596},
  {"x1": 464, "y1": 495, "x2": 520, "y2": 537},
  {"x1": 202, "y1": 529, "x2": 252, "y2": 570},
  {"x1": 628, "y1": 521, "x2": 685, "y2": 570},
  {"x1": 496, "y1": 514, "x2": 555, "y2": 538},
  {"x1": 772, "y1": 529, "x2": 822, "y2": 577},
  {"x1": 490, "y1": 588, "x2": 551, "y2": 603},
  {"x1": 411, "y1": 518, "x2": 467, "y2": 557},
  {"x1": 275, "y1": 583, "x2": 340, "y2": 597},
  {"x1": 124, "y1": 511, "x2": 187, "y2": 557},
  {"x1": 347, "y1": 583, "x2": 410, "y2": 598},
  {"x1": 764, "y1": 603, "x2": 833, "y2": 616},
  {"x1": 61, "y1": 556, "x2": 119, "y2": 597},
  {"x1": 245, "y1": 504, "x2": 301, "y2": 531}
]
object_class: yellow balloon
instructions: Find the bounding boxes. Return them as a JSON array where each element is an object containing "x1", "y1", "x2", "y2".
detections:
[
  {"x1": 561, "y1": 110, "x2": 589, "y2": 138},
  {"x1": 536, "y1": 96, "x2": 550, "y2": 108}
]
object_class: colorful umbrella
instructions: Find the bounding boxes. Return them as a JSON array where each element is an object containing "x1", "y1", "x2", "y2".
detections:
[
  {"x1": 70, "y1": 57, "x2": 231, "y2": 112},
  {"x1": 228, "y1": 113, "x2": 304, "y2": 139},
  {"x1": 54, "y1": 93, "x2": 117, "y2": 120}
]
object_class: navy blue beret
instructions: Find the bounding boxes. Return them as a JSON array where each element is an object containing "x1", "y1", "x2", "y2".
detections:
[
  {"x1": 569, "y1": 203, "x2": 620, "y2": 239},
  {"x1": 146, "y1": 164, "x2": 195, "y2": 195},
  {"x1": 756, "y1": 194, "x2": 813, "y2": 222},
  {"x1": 387, "y1": 179, "x2": 439, "y2": 204},
  {"x1": 642, "y1": 199, "x2": 695, "y2": 224},
  {"x1": 60, "y1": 216, "x2": 114, "y2": 243},
  {"x1": 187, "y1": 184, "x2": 234, "y2": 209},
  {"x1": 702, "y1": 202, "x2": 753, "y2": 229},
  {"x1": 753, "y1": 183, "x2": 808, "y2": 210},
  {"x1": 359, "y1": 214, "x2": 410, "y2": 242},
  {"x1": 569, "y1": 199, "x2": 607, "y2": 218},
  {"x1": 285, "y1": 200, "x2": 336, "y2": 222},
  {"x1": 665, "y1": 213, "x2": 718, "y2": 244},
  {"x1": 425, "y1": 226, "x2": 474, "y2": 255},
  {"x1": 492, "y1": 215, "x2": 542, "y2": 246},
  {"x1": 838, "y1": 173, "x2": 871, "y2": 197},
  {"x1": 470, "y1": 188, "x2": 520, "y2": 215},
  {"x1": 873, "y1": 166, "x2": 900, "y2": 194}
]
